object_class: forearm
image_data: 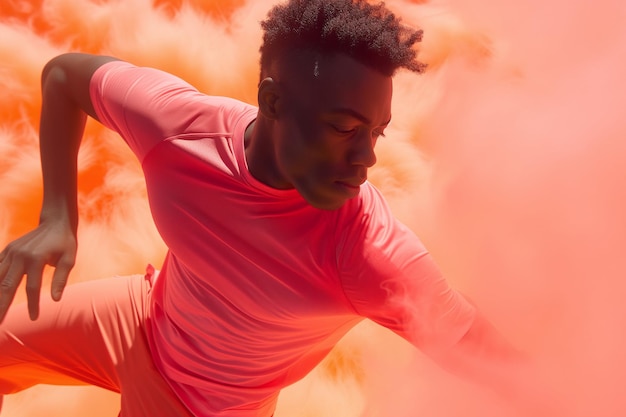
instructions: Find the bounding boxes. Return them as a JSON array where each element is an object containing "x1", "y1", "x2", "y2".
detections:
[
  {"x1": 0, "y1": 53, "x2": 118, "y2": 320},
  {"x1": 38, "y1": 60, "x2": 86, "y2": 232},
  {"x1": 431, "y1": 311, "x2": 566, "y2": 415},
  {"x1": 430, "y1": 311, "x2": 527, "y2": 393}
]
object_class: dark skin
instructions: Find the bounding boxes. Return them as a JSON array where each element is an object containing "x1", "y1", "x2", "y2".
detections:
[
  {"x1": 247, "y1": 51, "x2": 392, "y2": 210},
  {"x1": 0, "y1": 51, "x2": 562, "y2": 416},
  {"x1": 0, "y1": 51, "x2": 391, "y2": 321},
  {"x1": 0, "y1": 53, "x2": 117, "y2": 323}
]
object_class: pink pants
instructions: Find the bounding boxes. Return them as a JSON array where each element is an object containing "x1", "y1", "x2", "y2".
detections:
[{"x1": 0, "y1": 273, "x2": 194, "y2": 417}]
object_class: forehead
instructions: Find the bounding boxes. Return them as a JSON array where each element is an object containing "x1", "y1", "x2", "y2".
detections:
[{"x1": 278, "y1": 51, "x2": 393, "y2": 124}]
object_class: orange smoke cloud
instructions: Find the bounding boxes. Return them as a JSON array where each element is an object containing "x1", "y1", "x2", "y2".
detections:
[{"x1": 2, "y1": 0, "x2": 626, "y2": 416}]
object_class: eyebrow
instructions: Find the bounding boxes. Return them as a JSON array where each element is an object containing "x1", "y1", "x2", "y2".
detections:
[{"x1": 327, "y1": 108, "x2": 392, "y2": 127}]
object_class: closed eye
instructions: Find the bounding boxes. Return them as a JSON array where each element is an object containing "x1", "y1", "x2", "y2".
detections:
[
  {"x1": 330, "y1": 124, "x2": 386, "y2": 138},
  {"x1": 331, "y1": 124, "x2": 357, "y2": 135}
]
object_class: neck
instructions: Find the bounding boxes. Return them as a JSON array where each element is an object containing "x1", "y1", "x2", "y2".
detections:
[{"x1": 244, "y1": 117, "x2": 291, "y2": 189}]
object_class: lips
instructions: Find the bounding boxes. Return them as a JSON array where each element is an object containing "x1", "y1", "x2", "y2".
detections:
[
  {"x1": 336, "y1": 180, "x2": 363, "y2": 189},
  {"x1": 334, "y1": 177, "x2": 367, "y2": 199}
]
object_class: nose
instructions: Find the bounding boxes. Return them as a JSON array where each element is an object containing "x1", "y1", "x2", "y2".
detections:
[{"x1": 348, "y1": 131, "x2": 377, "y2": 168}]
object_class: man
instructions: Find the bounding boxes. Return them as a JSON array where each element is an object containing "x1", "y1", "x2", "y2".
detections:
[{"x1": 0, "y1": 0, "x2": 536, "y2": 416}]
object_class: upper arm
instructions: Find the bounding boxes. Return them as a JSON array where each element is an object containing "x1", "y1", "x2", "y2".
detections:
[
  {"x1": 339, "y1": 185, "x2": 476, "y2": 351},
  {"x1": 41, "y1": 53, "x2": 120, "y2": 121}
]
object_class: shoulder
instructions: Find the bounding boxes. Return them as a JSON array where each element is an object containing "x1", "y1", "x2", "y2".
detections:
[
  {"x1": 92, "y1": 60, "x2": 256, "y2": 117},
  {"x1": 90, "y1": 60, "x2": 197, "y2": 103},
  {"x1": 332, "y1": 181, "x2": 403, "y2": 263},
  {"x1": 339, "y1": 181, "x2": 395, "y2": 230}
]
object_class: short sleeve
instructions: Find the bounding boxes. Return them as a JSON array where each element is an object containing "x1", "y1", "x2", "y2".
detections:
[
  {"x1": 89, "y1": 61, "x2": 251, "y2": 162},
  {"x1": 339, "y1": 184, "x2": 476, "y2": 353}
]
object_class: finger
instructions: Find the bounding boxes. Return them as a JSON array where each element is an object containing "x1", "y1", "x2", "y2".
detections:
[
  {"x1": 0, "y1": 253, "x2": 10, "y2": 281},
  {"x1": 0, "y1": 261, "x2": 25, "y2": 324},
  {"x1": 25, "y1": 262, "x2": 45, "y2": 321},
  {"x1": 51, "y1": 256, "x2": 74, "y2": 301}
]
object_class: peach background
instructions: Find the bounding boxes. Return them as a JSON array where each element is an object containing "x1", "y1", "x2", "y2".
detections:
[{"x1": 2, "y1": 0, "x2": 626, "y2": 416}]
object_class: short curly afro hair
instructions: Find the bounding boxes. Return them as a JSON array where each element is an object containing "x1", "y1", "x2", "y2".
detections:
[{"x1": 259, "y1": 0, "x2": 426, "y2": 78}]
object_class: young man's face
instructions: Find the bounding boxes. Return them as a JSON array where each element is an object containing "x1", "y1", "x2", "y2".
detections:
[{"x1": 272, "y1": 53, "x2": 393, "y2": 210}]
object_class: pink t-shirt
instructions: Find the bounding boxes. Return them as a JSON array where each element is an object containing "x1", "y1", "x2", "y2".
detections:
[{"x1": 90, "y1": 61, "x2": 475, "y2": 417}]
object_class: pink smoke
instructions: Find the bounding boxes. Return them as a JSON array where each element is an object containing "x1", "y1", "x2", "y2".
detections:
[{"x1": 1, "y1": 0, "x2": 625, "y2": 416}]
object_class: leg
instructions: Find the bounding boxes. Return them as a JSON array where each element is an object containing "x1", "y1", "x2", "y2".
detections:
[
  {"x1": 0, "y1": 276, "x2": 135, "y2": 393},
  {"x1": 0, "y1": 273, "x2": 194, "y2": 417}
]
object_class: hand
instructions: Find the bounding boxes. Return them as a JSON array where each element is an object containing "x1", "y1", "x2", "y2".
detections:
[{"x1": 0, "y1": 221, "x2": 77, "y2": 323}]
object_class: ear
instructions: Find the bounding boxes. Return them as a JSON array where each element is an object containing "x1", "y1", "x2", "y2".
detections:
[{"x1": 257, "y1": 77, "x2": 280, "y2": 120}]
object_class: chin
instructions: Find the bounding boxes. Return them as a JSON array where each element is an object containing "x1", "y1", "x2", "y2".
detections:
[
  {"x1": 312, "y1": 201, "x2": 345, "y2": 211},
  {"x1": 299, "y1": 184, "x2": 352, "y2": 211},
  {"x1": 306, "y1": 195, "x2": 349, "y2": 211}
]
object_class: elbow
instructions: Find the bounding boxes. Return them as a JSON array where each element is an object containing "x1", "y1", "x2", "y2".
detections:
[
  {"x1": 41, "y1": 53, "x2": 74, "y2": 87},
  {"x1": 40, "y1": 53, "x2": 108, "y2": 120}
]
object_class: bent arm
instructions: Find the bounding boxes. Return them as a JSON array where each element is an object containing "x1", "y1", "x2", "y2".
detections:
[
  {"x1": 0, "y1": 53, "x2": 119, "y2": 322},
  {"x1": 39, "y1": 53, "x2": 119, "y2": 229}
]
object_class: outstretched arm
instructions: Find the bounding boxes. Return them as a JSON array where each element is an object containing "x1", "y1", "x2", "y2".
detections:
[
  {"x1": 0, "y1": 53, "x2": 119, "y2": 323},
  {"x1": 428, "y1": 309, "x2": 525, "y2": 385},
  {"x1": 428, "y1": 309, "x2": 562, "y2": 415}
]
